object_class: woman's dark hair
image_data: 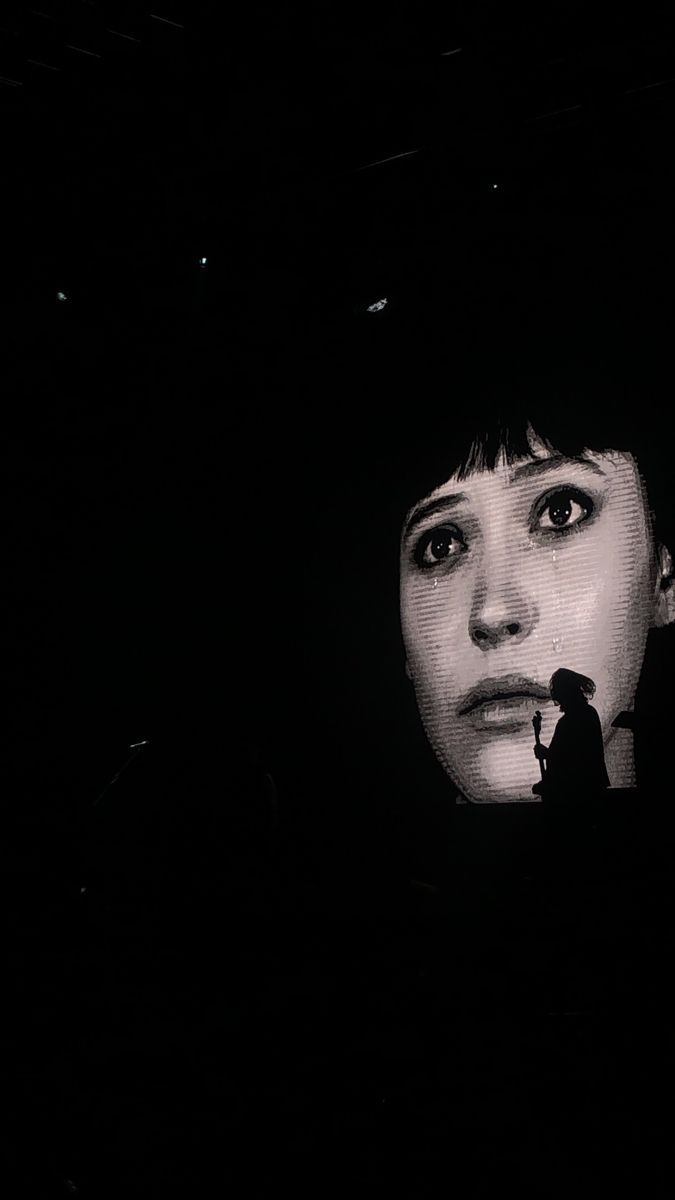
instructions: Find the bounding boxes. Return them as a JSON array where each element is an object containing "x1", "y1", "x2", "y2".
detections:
[{"x1": 309, "y1": 280, "x2": 675, "y2": 566}]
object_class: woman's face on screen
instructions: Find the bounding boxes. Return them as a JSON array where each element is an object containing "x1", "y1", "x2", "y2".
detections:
[{"x1": 399, "y1": 431, "x2": 661, "y2": 803}]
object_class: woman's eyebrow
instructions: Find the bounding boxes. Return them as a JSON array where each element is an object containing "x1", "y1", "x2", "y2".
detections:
[
  {"x1": 403, "y1": 492, "x2": 468, "y2": 538},
  {"x1": 510, "y1": 455, "x2": 608, "y2": 482}
]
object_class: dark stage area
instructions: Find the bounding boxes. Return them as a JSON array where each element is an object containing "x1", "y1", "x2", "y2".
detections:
[{"x1": 3, "y1": 759, "x2": 675, "y2": 1196}]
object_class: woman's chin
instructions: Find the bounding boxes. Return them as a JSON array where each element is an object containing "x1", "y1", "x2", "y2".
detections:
[
  {"x1": 463, "y1": 788, "x2": 541, "y2": 804},
  {"x1": 443, "y1": 739, "x2": 543, "y2": 804}
]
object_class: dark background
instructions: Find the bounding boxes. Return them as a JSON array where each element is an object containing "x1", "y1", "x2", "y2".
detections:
[
  {"x1": 3, "y1": 2, "x2": 675, "y2": 797},
  {"x1": 3, "y1": 4, "x2": 675, "y2": 1196}
]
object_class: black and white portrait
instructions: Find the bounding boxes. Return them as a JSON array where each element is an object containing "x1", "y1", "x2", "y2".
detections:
[
  {"x1": 283, "y1": 231, "x2": 675, "y2": 818},
  {"x1": 398, "y1": 362, "x2": 675, "y2": 804}
]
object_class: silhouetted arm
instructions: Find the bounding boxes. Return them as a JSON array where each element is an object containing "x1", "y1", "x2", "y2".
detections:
[{"x1": 540, "y1": 717, "x2": 567, "y2": 782}]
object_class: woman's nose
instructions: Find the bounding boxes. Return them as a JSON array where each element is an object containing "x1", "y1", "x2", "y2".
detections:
[
  {"x1": 468, "y1": 563, "x2": 537, "y2": 649},
  {"x1": 470, "y1": 617, "x2": 527, "y2": 647}
]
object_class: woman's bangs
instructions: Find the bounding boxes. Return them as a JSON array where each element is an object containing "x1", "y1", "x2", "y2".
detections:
[{"x1": 453, "y1": 416, "x2": 596, "y2": 482}]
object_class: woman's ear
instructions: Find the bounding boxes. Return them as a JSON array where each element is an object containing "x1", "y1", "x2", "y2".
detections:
[{"x1": 653, "y1": 543, "x2": 675, "y2": 628}]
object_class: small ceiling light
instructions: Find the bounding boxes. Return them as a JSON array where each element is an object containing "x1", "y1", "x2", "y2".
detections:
[
  {"x1": 492, "y1": 183, "x2": 499, "y2": 189},
  {"x1": 56, "y1": 291, "x2": 68, "y2": 301},
  {"x1": 199, "y1": 257, "x2": 207, "y2": 266},
  {"x1": 366, "y1": 297, "x2": 388, "y2": 313}
]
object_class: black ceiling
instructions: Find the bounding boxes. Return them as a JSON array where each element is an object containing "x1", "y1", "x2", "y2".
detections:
[
  {"x1": 3, "y1": 4, "x2": 675, "y2": 464},
  {"x1": 4, "y1": 5, "x2": 675, "y2": 240},
  {"x1": 3, "y1": 4, "x2": 675, "y2": 411}
]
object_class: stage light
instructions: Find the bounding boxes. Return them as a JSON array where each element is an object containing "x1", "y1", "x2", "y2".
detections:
[
  {"x1": 366, "y1": 298, "x2": 388, "y2": 313},
  {"x1": 199, "y1": 257, "x2": 207, "y2": 267},
  {"x1": 56, "y1": 291, "x2": 68, "y2": 301}
]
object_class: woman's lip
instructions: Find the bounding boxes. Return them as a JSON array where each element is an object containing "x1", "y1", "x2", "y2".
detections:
[
  {"x1": 457, "y1": 676, "x2": 550, "y2": 714},
  {"x1": 461, "y1": 695, "x2": 544, "y2": 732}
]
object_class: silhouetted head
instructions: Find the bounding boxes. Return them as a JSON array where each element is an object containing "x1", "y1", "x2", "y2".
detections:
[{"x1": 549, "y1": 668, "x2": 596, "y2": 713}]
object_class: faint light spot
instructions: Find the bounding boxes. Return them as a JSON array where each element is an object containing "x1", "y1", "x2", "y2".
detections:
[
  {"x1": 492, "y1": 183, "x2": 498, "y2": 189},
  {"x1": 366, "y1": 298, "x2": 388, "y2": 313},
  {"x1": 199, "y1": 256, "x2": 207, "y2": 267},
  {"x1": 441, "y1": 47, "x2": 463, "y2": 56},
  {"x1": 56, "y1": 291, "x2": 68, "y2": 301},
  {"x1": 150, "y1": 13, "x2": 185, "y2": 27},
  {"x1": 106, "y1": 29, "x2": 141, "y2": 43},
  {"x1": 353, "y1": 148, "x2": 420, "y2": 173},
  {"x1": 528, "y1": 103, "x2": 583, "y2": 122},
  {"x1": 625, "y1": 77, "x2": 675, "y2": 95},
  {"x1": 80, "y1": 887, "x2": 87, "y2": 894},
  {"x1": 26, "y1": 58, "x2": 61, "y2": 71},
  {"x1": 66, "y1": 45, "x2": 102, "y2": 58}
]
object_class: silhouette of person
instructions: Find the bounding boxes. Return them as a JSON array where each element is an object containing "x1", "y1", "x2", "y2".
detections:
[{"x1": 532, "y1": 668, "x2": 610, "y2": 808}]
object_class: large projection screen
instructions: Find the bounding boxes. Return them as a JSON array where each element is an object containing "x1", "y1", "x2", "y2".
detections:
[{"x1": 248, "y1": 149, "x2": 675, "y2": 861}]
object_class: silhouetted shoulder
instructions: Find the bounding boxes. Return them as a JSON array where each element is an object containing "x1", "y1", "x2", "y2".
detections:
[
  {"x1": 585, "y1": 704, "x2": 602, "y2": 728},
  {"x1": 570, "y1": 702, "x2": 600, "y2": 726}
]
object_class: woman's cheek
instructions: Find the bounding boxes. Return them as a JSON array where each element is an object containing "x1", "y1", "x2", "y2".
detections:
[
  {"x1": 550, "y1": 553, "x2": 650, "y2": 715},
  {"x1": 403, "y1": 587, "x2": 462, "y2": 683}
]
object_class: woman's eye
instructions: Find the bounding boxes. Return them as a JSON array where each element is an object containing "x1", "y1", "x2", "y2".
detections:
[
  {"x1": 414, "y1": 526, "x2": 466, "y2": 568},
  {"x1": 536, "y1": 488, "x2": 593, "y2": 532}
]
